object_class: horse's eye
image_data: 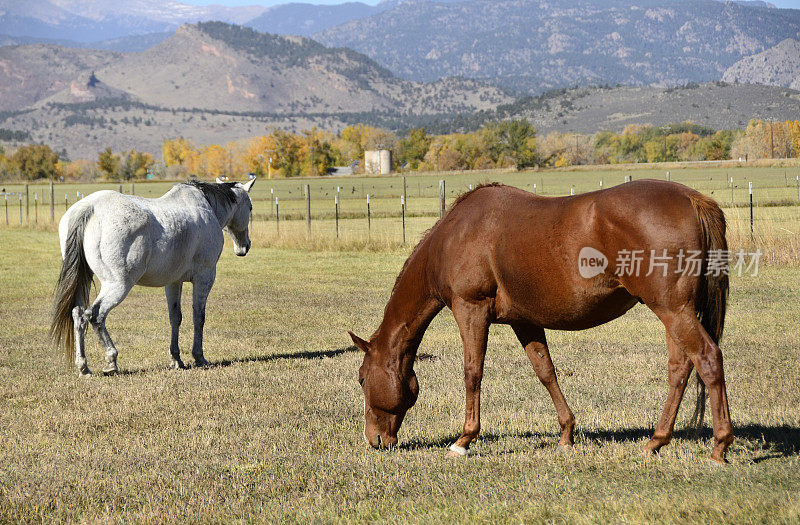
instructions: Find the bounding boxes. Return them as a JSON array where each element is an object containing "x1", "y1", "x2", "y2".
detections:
[{"x1": 359, "y1": 377, "x2": 365, "y2": 386}]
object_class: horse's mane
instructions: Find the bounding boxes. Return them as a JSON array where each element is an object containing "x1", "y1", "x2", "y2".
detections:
[
  {"x1": 184, "y1": 180, "x2": 238, "y2": 208},
  {"x1": 390, "y1": 182, "x2": 506, "y2": 296}
]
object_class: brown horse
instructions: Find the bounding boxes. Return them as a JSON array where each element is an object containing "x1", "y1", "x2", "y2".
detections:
[{"x1": 349, "y1": 180, "x2": 733, "y2": 464}]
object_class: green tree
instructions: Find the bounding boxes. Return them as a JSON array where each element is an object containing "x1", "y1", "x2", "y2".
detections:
[
  {"x1": 97, "y1": 148, "x2": 120, "y2": 179},
  {"x1": 397, "y1": 128, "x2": 431, "y2": 170},
  {"x1": 7, "y1": 144, "x2": 61, "y2": 180},
  {"x1": 484, "y1": 119, "x2": 542, "y2": 170}
]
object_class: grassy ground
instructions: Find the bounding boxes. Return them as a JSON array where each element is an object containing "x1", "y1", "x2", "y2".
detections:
[{"x1": 0, "y1": 227, "x2": 798, "y2": 523}]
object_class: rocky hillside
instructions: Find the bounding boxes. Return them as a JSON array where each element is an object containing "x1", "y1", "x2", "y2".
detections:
[
  {"x1": 315, "y1": 0, "x2": 800, "y2": 93},
  {"x1": 722, "y1": 39, "x2": 800, "y2": 89}
]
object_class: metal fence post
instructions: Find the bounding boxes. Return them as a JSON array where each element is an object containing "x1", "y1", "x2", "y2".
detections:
[
  {"x1": 366, "y1": 194, "x2": 371, "y2": 240},
  {"x1": 305, "y1": 184, "x2": 311, "y2": 236},
  {"x1": 50, "y1": 182, "x2": 54, "y2": 223},
  {"x1": 335, "y1": 194, "x2": 339, "y2": 239},
  {"x1": 275, "y1": 197, "x2": 280, "y2": 236},
  {"x1": 34, "y1": 193, "x2": 38, "y2": 224}
]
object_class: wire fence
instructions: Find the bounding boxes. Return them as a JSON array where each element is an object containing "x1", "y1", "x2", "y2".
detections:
[{"x1": 2, "y1": 167, "x2": 800, "y2": 254}]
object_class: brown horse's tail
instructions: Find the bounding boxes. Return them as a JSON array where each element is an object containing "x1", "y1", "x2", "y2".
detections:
[
  {"x1": 50, "y1": 205, "x2": 94, "y2": 364},
  {"x1": 687, "y1": 192, "x2": 729, "y2": 432}
]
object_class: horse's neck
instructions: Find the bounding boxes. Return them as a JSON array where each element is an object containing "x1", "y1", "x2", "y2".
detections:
[
  {"x1": 373, "y1": 246, "x2": 442, "y2": 370},
  {"x1": 207, "y1": 198, "x2": 235, "y2": 228}
]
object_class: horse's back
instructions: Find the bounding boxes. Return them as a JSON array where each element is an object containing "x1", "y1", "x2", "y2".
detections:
[{"x1": 426, "y1": 181, "x2": 716, "y2": 329}]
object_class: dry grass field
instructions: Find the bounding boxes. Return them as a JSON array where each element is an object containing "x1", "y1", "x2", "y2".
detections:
[{"x1": 0, "y1": 212, "x2": 799, "y2": 521}]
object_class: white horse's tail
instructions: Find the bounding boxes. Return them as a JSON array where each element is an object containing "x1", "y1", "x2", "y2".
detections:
[{"x1": 50, "y1": 206, "x2": 94, "y2": 363}]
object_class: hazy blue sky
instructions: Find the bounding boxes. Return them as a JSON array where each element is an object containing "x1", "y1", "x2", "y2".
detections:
[{"x1": 182, "y1": 0, "x2": 800, "y2": 7}]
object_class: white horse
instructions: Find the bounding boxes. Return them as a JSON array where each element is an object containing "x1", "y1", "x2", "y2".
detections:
[{"x1": 50, "y1": 178, "x2": 255, "y2": 376}]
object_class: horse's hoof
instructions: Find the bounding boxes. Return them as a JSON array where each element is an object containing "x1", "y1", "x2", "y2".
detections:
[
  {"x1": 171, "y1": 359, "x2": 186, "y2": 370},
  {"x1": 708, "y1": 456, "x2": 728, "y2": 467},
  {"x1": 102, "y1": 365, "x2": 118, "y2": 376},
  {"x1": 194, "y1": 357, "x2": 210, "y2": 368},
  {"x1": 447, "y1": 444, "x2": 471, "y2": 457},
  {"x1": 78, "y1": 369, "x2": 92, "y2": 377}
]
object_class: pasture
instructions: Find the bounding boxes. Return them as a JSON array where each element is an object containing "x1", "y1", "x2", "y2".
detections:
[
  {"x1": 1, "y1": 166, "x2": 799, "y2": 522},
  {"x1": 0, "y1": 231, "x2": 799, "y2": 521}
]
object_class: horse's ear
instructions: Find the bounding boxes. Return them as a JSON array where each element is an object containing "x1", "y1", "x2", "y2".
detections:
[
  {"x1": 348, "y1": 331, "x2": 370, "y2": 353},
  {"x1": 243, "y1": 178, "x2": 256, "y2": 193},
  {"x1": 215, "y1": 177, "x2": 224, "y2": 184}
]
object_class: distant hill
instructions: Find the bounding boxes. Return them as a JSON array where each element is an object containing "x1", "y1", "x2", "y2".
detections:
[
  {"x1": 314, "y1": 0, "x2": 800, "y2": 93},
  {"x1": 723, "y1": 39, "x2": 800, "y2": 90},
  {"x1": 79, "y1": 22, "x2": 510, "y2": 114},
  {"x1": 492, "y1": 82, "x2": 800, "y2": 135},
  {"x1": 0, "y1": 44, "x2": 120, "y2": 111}
]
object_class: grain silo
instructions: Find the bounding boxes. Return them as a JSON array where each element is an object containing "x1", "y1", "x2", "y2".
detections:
[{"x1": 364, "y1": 150, "x2": 391, "y2": 175}]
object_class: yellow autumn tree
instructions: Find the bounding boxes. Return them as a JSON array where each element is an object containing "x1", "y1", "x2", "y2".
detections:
[{"x1": 162, "y1": 138, "x2": 197, "y2": 167}]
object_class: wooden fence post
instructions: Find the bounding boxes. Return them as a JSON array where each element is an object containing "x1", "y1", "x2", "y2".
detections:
[
  {"x1": 50, "y1": 182, "x2": 54, "y2": 223},
  {"x1": 439, "y1": 180, "x2": 446, "y2": 218}
]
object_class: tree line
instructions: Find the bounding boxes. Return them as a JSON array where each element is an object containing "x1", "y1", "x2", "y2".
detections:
[{"x1": 1, "y1": 118, "x2": 798, "y2": 182}]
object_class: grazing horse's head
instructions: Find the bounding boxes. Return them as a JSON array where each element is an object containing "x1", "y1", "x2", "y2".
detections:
[
  {"x1": 217, "y1": 178, "x2": 255, "y2": 256},
  {"x1": 349, "y1": 331, "x2": 419, "y2": 449}
]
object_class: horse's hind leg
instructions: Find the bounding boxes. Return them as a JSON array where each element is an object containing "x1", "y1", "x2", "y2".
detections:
[
  {"x1": 660, "y1": 311, "x2": 733, "y2": 463},
  {"x1": 512, "y1": 323, "x2": 575, "y2": 448},
  {"x1": 643, "y1": 332, "x2": 693, "y2": 454},
  {"x1": 72, "y1": 305, "x2": 90, "y2": 376},
  {"x1": 88, "y1": 281, "x2": 131, "y2": 375}
]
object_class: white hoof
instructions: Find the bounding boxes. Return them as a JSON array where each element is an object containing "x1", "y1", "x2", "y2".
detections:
[{"x1": 446, "y1": 444, "x2": 471, "y2": 457}]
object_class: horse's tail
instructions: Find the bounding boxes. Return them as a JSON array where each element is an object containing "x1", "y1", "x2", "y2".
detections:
[
  {"x1": 687, "y1": 192, "x2": 729, "y2": 432},
  {"x1": 50, "y1": 205, "x2": 94, "y2": 364}
]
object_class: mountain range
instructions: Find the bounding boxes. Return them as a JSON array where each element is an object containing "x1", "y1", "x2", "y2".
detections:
[{"x1": 2, "y1": 1, "x2": 800, "y2": 160}]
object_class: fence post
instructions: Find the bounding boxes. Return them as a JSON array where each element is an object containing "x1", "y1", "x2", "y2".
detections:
[
  {"x1": 403, "y1": 176, "x2": 407, "y2": 206},
  {"x1": 19, "y1": 195, "x2": 22, "y2": 224},
  {"x1": 666, "y1": 171, "x2": 670, "y2": 181},
  {"x1": 335, "y1": 194, "x2": 339, "y2": 239},
  {"x1": 34, "y1": 193, "x2": 38, "y2": 224},
  {"x1": 65, "y1": 194, "x2": 68, "y2": 212},
  {"x1": 275, "y1": 197, "x2": 280, "y2": 236},
  {"x1": 570, "y1": 187, "x2": 574, "y2": 196},
  {"x1": 119, "y1": 184, "x2": 123, "y2": 194},
  {"x1": 730, "y1": 177, "x2": 734, "y2": 204},
  {"x1": 796, "y1": 175, "x2": 799, "y2": 203},
  {"x1": 533, "y1": 183, "x2": 536, "y2": 194},
  {"x1": 401, "y1": 195, "x2": 406, "y2": 245},
  {"x1": 439, "y1": 179, "x2": 446, "y2": 218},
  {"x1": 50, "y1": 182, "x2": 54, "y2": 223},
  {"x1": 131, "y1": 182, "x2": 135, "y2": 196},
  {"x1": 305, "y1": 184, "x2": 311, "y2": 236},
  {"x1": 366, "y1": 194, "x2": 371, "y2": 240},
  {"x1": 749, "y1": 182, "x2": 754, "y2": 242},
  {"x1": 24, "y1": 184, "x2": 29, "y2": 223},
  {"x1": 599, "y1": 180, "x2": 603, "y2": 190}
]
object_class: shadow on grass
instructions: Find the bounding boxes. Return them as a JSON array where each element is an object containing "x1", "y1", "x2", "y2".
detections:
[
  {"x1": 117, "y1": 345, "x2": 358, "y2": 376},
  {"x1": 400, "y1": 424, "x2": 800, "y2": 460},
  {"x1": 210, "y1": 345, "x2": 358, "y2": 367}
]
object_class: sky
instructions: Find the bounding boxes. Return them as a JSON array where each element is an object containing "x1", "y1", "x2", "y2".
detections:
[{"x1": 180, "y1": 0, "x2": 800, "y2": 7}]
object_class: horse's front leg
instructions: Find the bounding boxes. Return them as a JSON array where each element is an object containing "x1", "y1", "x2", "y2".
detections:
[
  {"x1": 165, "y1": 282, "x2": 185, "y2": 369},
  {"x1": 191, "y1": 270, "x2": 216, "y2": 367},
  {"x1": 447, "y1": 298, "x2": 490, "y2": 457}
]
